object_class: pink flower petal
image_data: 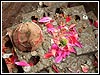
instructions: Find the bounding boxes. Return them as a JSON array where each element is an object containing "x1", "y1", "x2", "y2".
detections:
[
  {"x1": 89, "y1": 19, "x2": 93, "y2": 25},
  {"x1": 73, "y1": 27, "x2": 77, "y2": 33},
  {"x1": 44, "y1": 53, "x2": 53, "y2": 59},
  {"x1": 53, "y1": 37, "x2": 60, "y2": 45},
  {"x1": 51, "y1": 44, "x2": 58, "y2": 50},
  {"x1": 46, "y1": 23, "x2": 54, "y2": 28},
  {"x1": 52, "y1": 64, "x2": 59, "y2": 73},
  {"x1": 66, "y1": 52, "x2": 71, "y2": 56},
  {"x1": 69, "y1": 36, "x2": 77, "y2": 44},
  {"x1": 94, "y1": 20, "x2": 98, "y2": 28},
  {"x1": 15, "y1": 60, "x2": 29, "y2": 66},
  {"x1": 68, "y1": 35, "x2": 82, "y2": 48},
  {"x1": 32, "y1": 20, "x2": 37, "y2": 23},
  {"x1": 81, "y1": 64, "x2": 89, "y2": 73},
  {"x1": 93, "y1": 60, "x2": 98, "y2": 68},
  {"x1": 75, "y1": 41, "x2": 82, "y2": 48},
  {"x1": 57, "y1": 50, "x2": 62, "y2": 56},
  {"x1": 55, "y1": 55, "x2": 63, "y2": 63},
  {"x1": 47, "y1": 28, "x2": 55, "y2": 34},
  {"x1": 74, "y1": 34, "x2": 78, "y2": 40},
  {"x1": 52, "y1": 49, "x2": 56, "y2": 56},
  {"x1": 66, "y1": 16, "x2": 71, "y2": 23},
  {"x1": 68, "y1": 27, "x2": 77, "y2": 36},
  {"x1": 69, "y1": 24, "x2": 76, "y2": 29},
  {"x1": 39, "y1": 17, "x2": 52, "y2": 22},
  {"x1": 62, "y1": 52, "x2": 68, "y2": 58},
  {"x1": 67, "y1": 45, "x2": 76, "y2": 53}
]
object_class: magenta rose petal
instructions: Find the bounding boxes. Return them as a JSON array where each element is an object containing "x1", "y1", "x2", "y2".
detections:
[
  {"x1": 66, "y1": 16, "x2": 71, "y2": 23},
  {"x1": 39, "y1": 17, "x2": 52, "y2": 23},
  {"x1": 44, "y1": 53, "x2": 53, "y2": 59},
  {"x1": 15, "y1": 60, "x2": 29, "y2": 66},
  {"x1": 69, "y1": 24, "x2": 76, "y2": 30},
  {"x1": 55, "y1": 55, "x2": 63, "y2": 63}
]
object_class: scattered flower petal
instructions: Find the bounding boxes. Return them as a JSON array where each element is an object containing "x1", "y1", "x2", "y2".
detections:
[
  {"x1": 52, "y1": 64, "x2": 59, "y2": 73},
  {"x1": 45, "y1": 23, "x2": 54, "y2": 28},
  {"x1": 88, "y1": 18, "x2": 93, "y2": 25},
  {"x1": 94, "y1": 20, "x2": 98, "y2": 28},
  {"x1": 44, "y1": 53, "x2": 53, "y2": 59},
  {"x1": 75, "y1": 41, "x2": 83, "y2": 48},
  {"x1": 39, "y1": 17, "x2": 52, "y2": 22},
  {"x1": 67, "y1": 45, "x2": 76, "y2": 53},
  {"x1": 51, "y1": 43, "x2": 59, "y2": 50},
  {"x1": 62, "y1": 52, "x2": 69, "y2": 58},
  {"x1": 52, "y1": 49, "x2": 56, "y2": 56},
  {"x1": 68, "y1": 35, "x2": 82, "y2": 48},
  {"x1": 66, "y1": 16, "x2": 71, "y2": 23},
  {"x1": 15, "y1": 60, "x2": 29, "y2": 66},
  {"x1": 92, "y1": 60, "x2": 98, "y2": 68},
  {"x1": 69, "y1": 24, "x2": 76, "y2": 30},
  {"x1": 55, "y1": 55, "x2": 63, "y2": 63},
  {"x1": 32, "y1": 20, "x2": 37, "y2": 23},
  {"x1": 81, "y1": 64, "x2": 89, "y2": 73}
]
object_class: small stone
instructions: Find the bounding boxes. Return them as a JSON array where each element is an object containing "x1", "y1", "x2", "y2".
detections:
[
  {"x1": 83, "y1": 14, "x2": 88, "y2": 20},
  {"x1": 39, "y1": 2, "x2": 43, "y2": 7},
  {"x1": 20, "y1": 56, "x2": 23, "y2": 59},
  {"x1": 23, "y1": 55, "x2": 26, "y2": 59},
  {"x1": 51, "y1": 39, "x2": 54, "y2": 44},
  {"x1": 2, "y1": 53, "x2": 12, "y2": 58},
  {"x1": 62, "y1": 58, "x2": 66, "y2": 61},
  {"x1": 12, "y1": 68, "x2": 18, "y2": 73},
  {"x1": 23, "y1": 66, "x2": 31, "y2": 73},
  {"x1": 52, "y1": 21, "x2": 57, "y2": 26},
  {"x1": 58, "y1": 64, "x2": 63, "y2": 69},
  {"x1": 31, "y1": 51, "x2": 37, "y2": 56}
]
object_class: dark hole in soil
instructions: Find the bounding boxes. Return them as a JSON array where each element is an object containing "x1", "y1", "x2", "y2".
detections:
[
  {"x1": 39, "y1": 68, "x2": 49, "y2": 73},
  {"x1": 5, "y1": 35, "x2": 13, "y2": 48},
  {"x1": 43, "y1": 13, "x2": 46, "y2": 17},
  {"x1": 16, "y1": 65, "x2": 24, "y2": 73},
  {"x1": 47, "y1": 12, "x2": 50, "y2": 16},
  {"x1": 41, "y1": 4, "x2": 48, "y2": 8},
  {"x1": 88, "y1": 18, "x2": 94, "y2": 24},
  {"x1": 75, "y1": 15, "x2": 80, "y2": 22},
  {"x1": 31, "y1": 16, "x2": 38, "y2": 21},
  {"x1": 2, "y1": 58, "x2": 9, "y2": 73},
  {"x1": 29, "y1": 56, "x2": 40, "y2": 65},
  {"x1": 55, "y1": 8, "x2": 64, "y2": 14}
]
